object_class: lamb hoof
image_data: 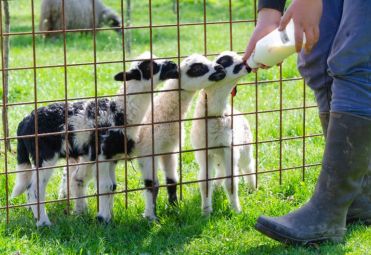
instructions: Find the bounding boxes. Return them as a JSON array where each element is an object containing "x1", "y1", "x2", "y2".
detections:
[
  {"x1": 96, "y1": 215, "x2": 111, "y2": 224},
  {"x1": 202, "y1": 206, "x2": 213, "y2": 216},
  {"x1": 36, "y1": 219, "x2": 51, "y2": 228},
  {"x1": 214, "y1": 179, "x2": 224, "y2": 187},
  {"x1": 235, "y1": 209, "x2": 242, "y2": 214},
  {"x1": 58, "y1": 191, "x2": 67, "y2": 199},
  {"x1": 143, "y1": 213, "x2": 158, "y2": 222},
  {"x1": 73, "y1": 206, "x2": 88, "y2": 215},
  {"x1": 168, "y1": 197, "x2": 178, "y2": 207},
  {"x1": 233, "y1": 206, "x2": 242, "y2": 214},
  {"x1": 243, "y1": 180, "x2": 256, "y2": 192}
]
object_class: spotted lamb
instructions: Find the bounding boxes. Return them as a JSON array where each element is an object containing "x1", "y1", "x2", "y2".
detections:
[
  {"x1": 136, "y1": 54, "x2": 226, "y2": 220},
  {"x1": 11, "y1": 52, "x2": 178, "y2": 226},
  {"x1": 72, "y1": 54, "x2": 227, "y2": 220},
  {"x1": 191, "y1": 51, "x2": 256, "y2": 215}
]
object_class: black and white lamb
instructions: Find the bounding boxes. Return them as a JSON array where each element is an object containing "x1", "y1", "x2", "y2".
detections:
[
  {"x1": 136, "y1": 54, "x2": 226, "y2": 220},
  {"x1": 11, "y1": 52, "x2": 178, "y2": 227},
  {"x1": 40, "y1": 0, "x2": 122, "y2": 37},
  {"x1": 191, "y1": 51, "x2": 256, "y2": 215},
  {"x1": 71, "y1": 54, "x2": 227, "y2": 220}
]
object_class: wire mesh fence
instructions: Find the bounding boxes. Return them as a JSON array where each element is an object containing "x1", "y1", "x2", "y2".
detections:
[{"x1": 0, "y1": 0, "x2": 323, "y2": 225}]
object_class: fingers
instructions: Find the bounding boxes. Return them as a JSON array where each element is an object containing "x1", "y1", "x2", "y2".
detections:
[
  {"x1": 279, "y1": 11, "x2": 291, "y2": 31},
  {"x1": 311, "y1": 26, "x2": 320, "y2": 50},
  {"x1": 278, "y1": 0, "x2": 322, "y2": 53},
  {"x1": 313, "y1": 26, "x2": 319, "y2": 44},
  {"x1": 280, "y1": 11, "x2": 303, "y2": 52},
  {"x1": 294, "y1": 23, "x2": 304, "y2": 52},
  {"x1": 303, "y1": 25, "x2": 320, "y2": 53},
  {"x1": 251, "y1": 64, "x2": 271, "y2": 73},
  {"x1": 303, "y1": 28, "x2": 314, "y2": 53}
]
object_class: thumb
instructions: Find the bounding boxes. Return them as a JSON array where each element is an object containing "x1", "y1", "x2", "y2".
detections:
[{"x1": 243, "y1": 37, "x2": 258, "y2": 62}]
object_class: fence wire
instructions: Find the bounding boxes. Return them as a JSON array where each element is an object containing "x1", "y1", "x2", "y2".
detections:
[{"x1": 0, "y1": 0, "x2": 322, "y2": 224}]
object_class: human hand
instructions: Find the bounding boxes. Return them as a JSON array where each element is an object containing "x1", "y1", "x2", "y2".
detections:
[
  {"x1": 279, "y1": 0, "x2": 322, "y2": 53},
  {"x1": 243, "y1": 8, "x2": 282, "y2": 71}
]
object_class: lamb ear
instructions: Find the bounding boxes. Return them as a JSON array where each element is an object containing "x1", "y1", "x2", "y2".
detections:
[
  {"x1": 114, "y1": 70, "x2": 141, "y2": 81},
  {"x1": 114, "y1": 72, "x2": 124, "y2": 81}
]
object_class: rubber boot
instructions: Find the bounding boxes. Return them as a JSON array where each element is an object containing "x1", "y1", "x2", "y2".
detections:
[
  {"x1": 346, "y1": 168, "x2": 371, "y2": 225},
  {"x1": 320, "y1": 112, "x2": 371, "y2": 225},
  {"x1": 255, "y1": 112, "x2": 371, "y2": 245},
  {"x1": 319, "y1": 112, "x2": 330, "y2": 138}
]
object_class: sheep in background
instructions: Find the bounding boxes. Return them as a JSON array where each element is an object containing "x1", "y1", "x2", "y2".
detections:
[
  {"x1": 191, "y1": 51, "x2": 256, "y2": 215},
  {"x1": 11, "y1": 52, "x2": 178, "y2": 226},
  {"x1": 39, "y1": 0, "x2": 122, "y2": 37}
]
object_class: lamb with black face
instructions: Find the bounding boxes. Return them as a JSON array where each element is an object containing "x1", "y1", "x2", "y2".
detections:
[
  {"x1": 216, "y1": 54, "x2": 251, "y2": 75},
  {"x1": 191, "y1": 51, "x2": 256, "y2": 217},
  {"x1": 135, "y1": 53, "x2": 229, "y2": 221},
  {"x1": 114, "y1": 59, "x2": 179, "y2": 82},
  {"x1": 215, "y1": 51, "x2": 252, "y2": 96},
  {"x1": 186, "y1": 62, "x2": 225, "y2": 82}
]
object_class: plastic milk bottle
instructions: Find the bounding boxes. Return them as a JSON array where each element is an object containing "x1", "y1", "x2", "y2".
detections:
[{"x1": 247, "y1": 20, "x2": 306, "y2": 68}]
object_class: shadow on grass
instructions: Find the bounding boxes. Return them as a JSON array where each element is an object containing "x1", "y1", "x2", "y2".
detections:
[
  {"x1": 245, "y1": 225, "x2": 368, "y2": 255},
  {"x1": 243, "y1": 242, "x2": 348, "y2": 255},
  {"x1": 3, "y1": 194, "x2": 210, "y2": 254},
  {"x1": 1, "y1": 179, "x2": 366, "y2": 254}
]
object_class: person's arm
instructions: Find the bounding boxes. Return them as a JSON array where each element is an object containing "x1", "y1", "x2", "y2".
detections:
[
  {"x1": 242, "y1": 7, "x2": 282, "y2": 64},
  {"x1": 258, "y1": 0, "x2": 286, "y2": 14},
  {"x1": 243, "y1": 0, "x2": 322, "y2": 66},
  {"x1": 242, "y1": 0, "x2": 285, "y2": 64}
]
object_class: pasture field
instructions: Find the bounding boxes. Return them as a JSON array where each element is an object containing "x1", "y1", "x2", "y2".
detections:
[{"x1": 0, "y1": 0, "x2": 369, "y2": 254}]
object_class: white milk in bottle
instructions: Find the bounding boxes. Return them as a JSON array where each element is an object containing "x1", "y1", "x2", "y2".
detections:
[{"x1": 247, "y1": 19, "x2": 306, "y2": 68}]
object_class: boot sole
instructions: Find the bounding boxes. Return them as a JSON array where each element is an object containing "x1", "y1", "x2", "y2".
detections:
[{"x1": 255, "y1": 221, "x2": 343, "y2": 245}]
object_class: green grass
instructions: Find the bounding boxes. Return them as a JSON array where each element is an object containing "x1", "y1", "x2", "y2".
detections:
[{"x1": 0, "y1": 0, "x2": 369, "y2": 254}]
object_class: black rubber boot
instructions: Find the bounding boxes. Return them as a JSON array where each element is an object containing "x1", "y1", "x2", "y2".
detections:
[
  {"x1": 319, "y1": 112, "x2": 371, "y2": 225},
  {"x1": 319, "y1": 112, "x2": 330, "y2": 138},
  {"x1": 346, "y1": 170, "x2": 371, "y2": 225},
  {"x1": 255, "y1": 112, "x2": 371, "y2": 245}
]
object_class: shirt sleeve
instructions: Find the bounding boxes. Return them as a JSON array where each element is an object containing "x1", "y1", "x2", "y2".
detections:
[{"x1": 258, "y1": 0, "x2": 286, "y2": 13}]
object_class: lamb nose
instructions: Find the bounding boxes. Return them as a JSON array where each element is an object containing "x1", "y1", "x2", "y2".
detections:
[{"x1": 214, "y1": 65, "x2": 223, "y2": 72}]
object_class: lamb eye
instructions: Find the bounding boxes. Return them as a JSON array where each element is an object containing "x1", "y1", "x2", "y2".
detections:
[
  {"x1": 186, "y1": 63, "x2": 209, "y2": 77},
  {"x1": 139, "y1": 60, "x2": 160, "y2": 79},
  {"x1": 216, "y1": 56, "x2": 233, "y2": 68},
  {"x1": 146, "y1": 62, "x2": 158, "y2": 72},
  {"x1": 192, "y1": 64, "x2": 202, "y2": 72},
  {"x1": 144, "y1": 62, "x2": 152, "y2": 71},
  {"x1": 222, "y1": 61, "x2": 230, "y2": 68}
]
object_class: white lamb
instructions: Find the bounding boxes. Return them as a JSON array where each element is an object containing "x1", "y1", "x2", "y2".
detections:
[
  {"x1": 191, "y1": 51, "x2": 256, "y2": 215},
  {"x1": 71, "y1": 54, "x2": 225, "y2": 221},
  {"x1": 135, "y1": 54, "x2": 226, "y2": 220}
]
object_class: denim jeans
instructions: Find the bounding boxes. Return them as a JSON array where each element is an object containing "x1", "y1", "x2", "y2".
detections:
[{"x1": 298, "y1": 0, "x2": 371, "y2": 117}]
